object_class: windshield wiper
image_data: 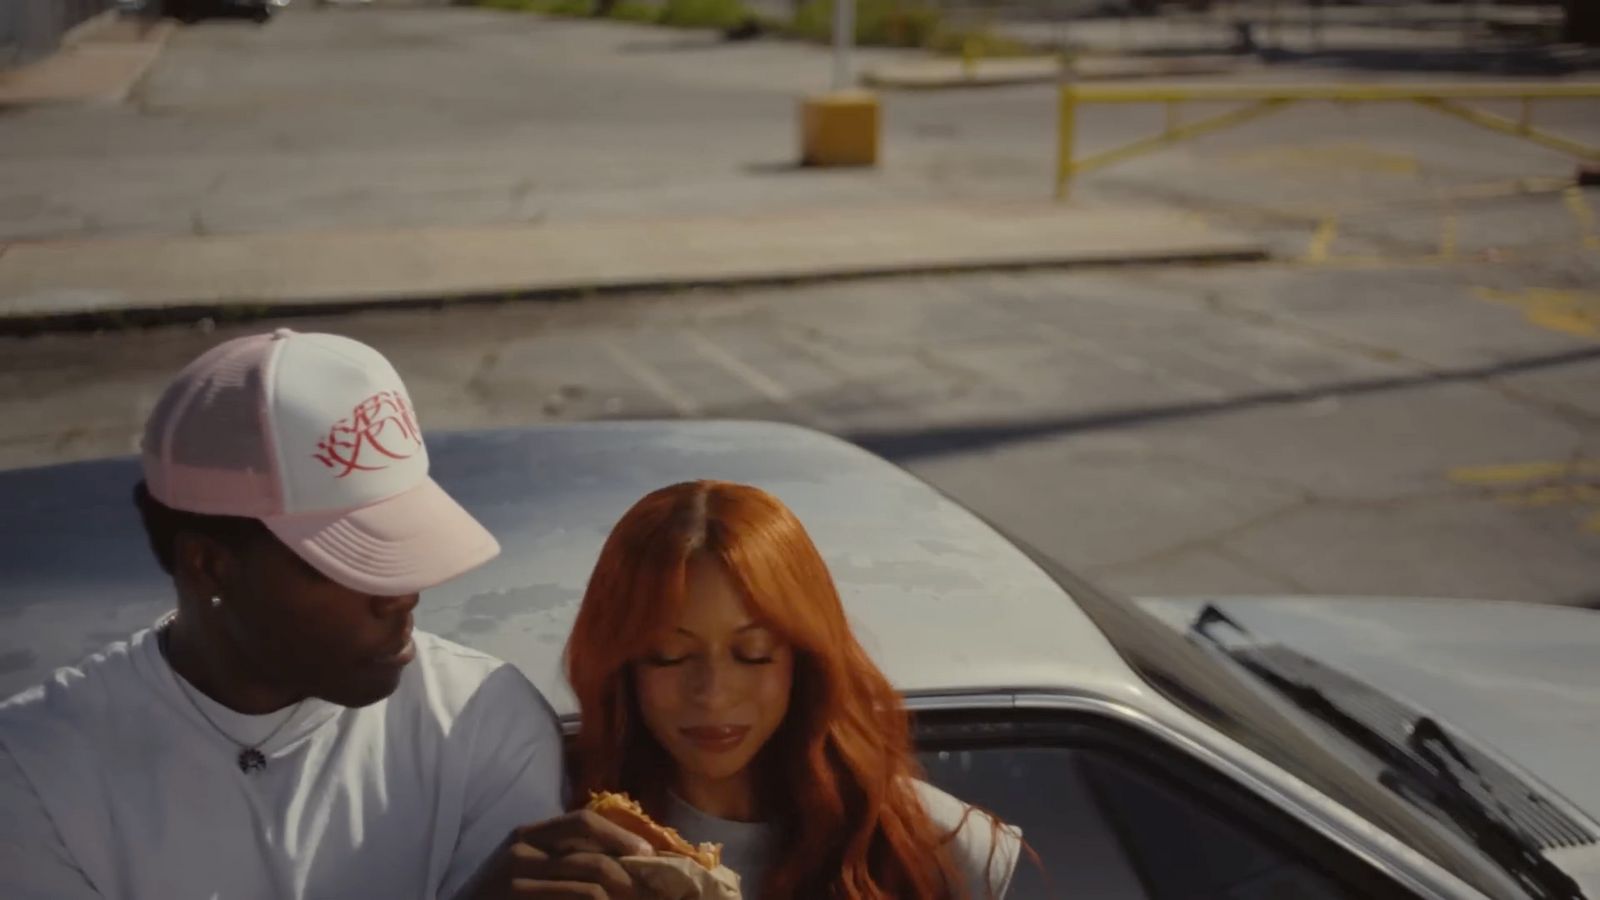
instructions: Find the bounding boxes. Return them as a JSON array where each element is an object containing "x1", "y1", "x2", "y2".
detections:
[{"x1": 1191, "y1": 604, "x2": 1587, "y2": 900}]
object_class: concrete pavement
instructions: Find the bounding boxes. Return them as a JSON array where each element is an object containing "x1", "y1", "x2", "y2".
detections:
[
  {"x1": 4, "y1": 260, "x2": 1595, "y2": 606},
  {"x1": 0, "y1": 203, "x2": 1265, "y2": 327},
  {"x1": 2, "y1": 3, "x2": 1594, "y2": 606},
  {"x1": 2, "y1": 7, "x2": 1595, "y2": 262}
]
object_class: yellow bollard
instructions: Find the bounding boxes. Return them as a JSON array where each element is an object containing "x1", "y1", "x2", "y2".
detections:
[{"x1": 801, "y1": 90, "x2": 881, "y2": 168}]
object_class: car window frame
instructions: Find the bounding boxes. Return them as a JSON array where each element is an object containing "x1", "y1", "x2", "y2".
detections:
[
  {"x1": 973, "y1": 530, "x2": 1530, "y2": 900},
  {"x1": 913, "y1": 705, "x2": 1432, "y2": 900}
]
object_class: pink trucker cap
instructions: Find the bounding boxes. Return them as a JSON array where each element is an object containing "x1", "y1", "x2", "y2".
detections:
[{"x1": 140, "y1": 328, "x2": 500, "y2": 595}]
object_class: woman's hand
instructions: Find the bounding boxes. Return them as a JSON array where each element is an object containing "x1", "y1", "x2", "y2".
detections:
[{"x1": 457, "y1": 809, "x2": 655, "y2": 899}]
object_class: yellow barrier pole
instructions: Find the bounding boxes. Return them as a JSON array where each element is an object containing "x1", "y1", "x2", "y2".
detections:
[
  {"x1": 1071, "y1": 98, "x2": 1293, "y2": 177},
  {"x1": 1051, "y1": 82, "x2": 1600, "y2": 199},
  {"x1": 1416, "y1": 98, "x2": 1600, "y2": 161},
  {"x1": 1057, "y1": 85, "x2": 1078, "y2": 200}
]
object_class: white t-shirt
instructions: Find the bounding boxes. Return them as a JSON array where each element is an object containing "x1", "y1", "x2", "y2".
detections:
[
  {"x1": 0, "y1": 626, "x2": 565, "y2": 900},
  {"x1": 662, "y1": 780, "x2": 1022, "y2": 899}
]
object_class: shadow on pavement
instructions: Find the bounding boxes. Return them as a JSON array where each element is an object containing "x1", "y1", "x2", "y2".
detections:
[
  {"x1": 839, "y1": 343, "x2": 1600, "y2": 464},
  {"x1": 741, "y1": 160, "x2": 809, "y2": 175},
  {"x1": 617, "y1": 28, "x2": 765, "y2": 53}
]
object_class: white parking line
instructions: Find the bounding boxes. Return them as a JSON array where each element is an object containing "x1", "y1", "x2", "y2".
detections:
[
  {"x1": 596, "y1": 338, "x2": 701, "y2": 418},
  {"x1": 681, "y1": 329, "x2": 793, "y2": 405},
  {"x1": 990, "y1": 296, "x2": 1234, "y2": 402}
]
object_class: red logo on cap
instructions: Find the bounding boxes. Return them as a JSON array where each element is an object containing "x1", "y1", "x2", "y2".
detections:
[{"x1": 313, "y1": 391, "x2": 424, "y2": 477}]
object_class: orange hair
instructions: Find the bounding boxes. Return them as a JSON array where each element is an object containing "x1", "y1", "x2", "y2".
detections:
[{"x1": 565, "y1": 480, "x2": 970, "y2": 900}]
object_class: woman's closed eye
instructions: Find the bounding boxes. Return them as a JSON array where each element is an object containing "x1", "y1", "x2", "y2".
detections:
[
  {"x1": 643, "y1": 642, "x2": 780, "y2": 666},
  {"x1": 732, "y1": 637, "x2": 781, "y2": 665}
]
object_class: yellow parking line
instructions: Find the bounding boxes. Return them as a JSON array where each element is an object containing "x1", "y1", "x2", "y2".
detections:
[
  {"x1": 1449, "y1": 459, "x2": 1600, "y2": 486},
  {"x1": 1438, "y1": 212, "x2": 1458, "y2": 262},
  {"x1": 1564, "y1": 186, "x2": 1600, "y2": 252},
  {"x1": 1304, "y1": 217, "x2": 1339, "y2": 263},
  {"x1": 1450, "y1": 458, "x2": 1600, "y2": 539},
  {"x1": 1501, "y1": 484, "x2": 1600, "y2": 508},
  {"x1": 1474, "y1": 287, "x2": 1600, "y2": 340}
]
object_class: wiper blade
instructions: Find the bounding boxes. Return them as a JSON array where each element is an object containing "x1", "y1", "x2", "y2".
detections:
[
  {"x1": 1191, "y1": 604, "x2": 1588, "y2": 900},
  {"x1": 1405, "y1": 718, "x2": 1586, "y2": 900}
]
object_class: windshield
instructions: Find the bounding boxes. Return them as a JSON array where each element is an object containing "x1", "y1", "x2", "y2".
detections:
[{"x1": 1009, "y1": 537, "x2": 1546, "y2": 900}]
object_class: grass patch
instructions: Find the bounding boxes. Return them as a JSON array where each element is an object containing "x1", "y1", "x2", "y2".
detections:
[
  {"x1": 478, "y1": 0, "x2": 1045, "y2": 57},
  {"x1": 657, "y1": 0, "x2": 749, "y2": 29},
  {"x1": 478, "y1": 0, "x2": 753, "y2": 29},
  {"x1": 609, "y1": 1, "x2": 663, "y2": 22},
  {"x1": 477, "y1": 0, "x2": 589, "y2": 13},
  {"x1": 790, "y1": 0, "x2": 939, "y2": 48},
  {"x1": 924, "y1": 27, "x2": 1038, "y2": 59}
]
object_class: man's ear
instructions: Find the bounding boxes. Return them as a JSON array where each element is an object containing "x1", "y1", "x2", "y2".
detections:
[{"x1": 174, "y1": 531, "x2": 236, "y2": 600}]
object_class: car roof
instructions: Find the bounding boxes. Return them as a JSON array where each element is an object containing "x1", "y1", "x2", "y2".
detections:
[{"x1": 0, "y1": 420, "x2": 1138, "y2": 714}]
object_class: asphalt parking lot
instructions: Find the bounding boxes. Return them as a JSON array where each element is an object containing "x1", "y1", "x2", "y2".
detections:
[{"x1": 5, "y1": 256, "x2": 1596, "y2": 606}]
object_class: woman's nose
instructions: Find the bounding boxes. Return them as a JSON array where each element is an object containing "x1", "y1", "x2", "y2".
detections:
[{"x1": 687, "y1": 659, "x2": 738, "y2": 709}]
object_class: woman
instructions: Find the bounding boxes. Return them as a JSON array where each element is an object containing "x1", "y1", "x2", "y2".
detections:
[{"x1": 565, "y1": 480, "x2": 1022, "y2": 900}]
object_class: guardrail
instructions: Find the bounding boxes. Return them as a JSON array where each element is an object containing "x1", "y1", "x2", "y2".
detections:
[{"x1": 1056, "y1": 82, "x2": 1600, "y2": 199}]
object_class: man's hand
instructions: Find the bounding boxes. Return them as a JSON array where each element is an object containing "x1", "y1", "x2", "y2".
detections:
[{"x1": 455, "y1": 809, "x2": 655, "y2": 899}]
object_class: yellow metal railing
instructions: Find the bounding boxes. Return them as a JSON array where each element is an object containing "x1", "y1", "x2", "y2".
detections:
[{"x1": 1056, "y1": 82, "x2": 1600, "y2": 199}]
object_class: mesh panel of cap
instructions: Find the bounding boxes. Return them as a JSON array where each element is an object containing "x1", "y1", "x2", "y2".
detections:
[{"x1": 144, "y1": 337, "x2": 281, "y2": 517}]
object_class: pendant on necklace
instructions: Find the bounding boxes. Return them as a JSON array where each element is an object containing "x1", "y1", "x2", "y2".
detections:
[{"x1": 238, "y1": 748, "x2": 268, "y2": 774}]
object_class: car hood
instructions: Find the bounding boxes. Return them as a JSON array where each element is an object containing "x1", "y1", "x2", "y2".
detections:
[{"x1": 1137, "y1": 596, "x2": 1600, "y2": 845}]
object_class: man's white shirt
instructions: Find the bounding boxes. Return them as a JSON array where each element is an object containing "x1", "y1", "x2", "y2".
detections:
[{"x1": 0, "y1": 627, "x2": 564, "y2": 899}]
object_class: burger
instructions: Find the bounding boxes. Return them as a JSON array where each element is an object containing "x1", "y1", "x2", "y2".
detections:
[{"x1": 587, "y1": 791, "x2": 743, "y2": 900}]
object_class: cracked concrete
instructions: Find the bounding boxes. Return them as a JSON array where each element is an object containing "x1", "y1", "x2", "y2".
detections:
[{"x1": 4, "y1": 259, "x2": 1596, "y2": 606}]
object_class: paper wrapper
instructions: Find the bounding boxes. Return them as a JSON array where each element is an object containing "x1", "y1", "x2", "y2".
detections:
[{"x1": 616, "y1": 854, "x2": 742, "y2": 900}]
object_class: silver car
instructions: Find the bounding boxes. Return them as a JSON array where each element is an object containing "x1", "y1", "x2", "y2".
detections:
[{"x1": 3, "y1": 420, "x2": 1597, "y2": 900}]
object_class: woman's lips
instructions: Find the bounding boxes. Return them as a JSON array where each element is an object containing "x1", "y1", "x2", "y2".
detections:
[{"x1": 679, "y1": 725, "x2": 751, "y2": 753}]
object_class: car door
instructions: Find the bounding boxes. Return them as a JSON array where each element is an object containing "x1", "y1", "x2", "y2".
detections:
[{"x1": 915, "y1": 708, "x2": 1432, "y2": 900}]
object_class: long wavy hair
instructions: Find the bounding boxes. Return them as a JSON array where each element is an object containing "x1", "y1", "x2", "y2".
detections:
[{"x1": 565, "y1": 480, "x2": 970, "y2": 899}]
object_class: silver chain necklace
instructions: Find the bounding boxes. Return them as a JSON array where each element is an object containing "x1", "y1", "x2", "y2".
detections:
[{"x1": 158, "y1": 619, "x2": 306, "y2": 774}]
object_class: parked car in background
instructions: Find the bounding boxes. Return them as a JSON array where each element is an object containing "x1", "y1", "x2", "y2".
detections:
[
  {"x1": 3, "y1": 420, "x2": 1597, "y2": 900},
  {"x1": 150, "y1": 0, "x2": 288, "y2": 24}
]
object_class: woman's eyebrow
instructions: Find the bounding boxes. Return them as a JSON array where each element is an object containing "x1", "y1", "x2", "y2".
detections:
[{"x1": 672, "y1": 623, "x2": 765, "y2": 637}]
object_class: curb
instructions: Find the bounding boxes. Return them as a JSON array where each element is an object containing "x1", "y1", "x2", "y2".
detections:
[
  {"x1": 0, "y1": 246, "x2": 1268, "y2": 337},
  {"x1": 862, "y1": 54, "x2": 1253, "y2": 91},
  {"x1": 861, "y1": 61, "x2": 1064, "y2": 91}
]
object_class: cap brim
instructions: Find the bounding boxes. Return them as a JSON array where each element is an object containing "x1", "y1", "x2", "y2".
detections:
[{"x1": 264, "y1": 478, "x2": 501, "y2": 596}]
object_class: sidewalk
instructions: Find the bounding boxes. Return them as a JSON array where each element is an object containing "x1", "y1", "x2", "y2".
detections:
[
  {"x1": 0, "y1": 204, "x2": 1266, "y2": 330},
  {"x1": 0, "y1": 14, "x2": 174, "y2": 107}
]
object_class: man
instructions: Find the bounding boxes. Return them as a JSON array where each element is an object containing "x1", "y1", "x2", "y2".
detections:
[{"x1": 0, "y1": 329, "x2": 648, "y2": 898}]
